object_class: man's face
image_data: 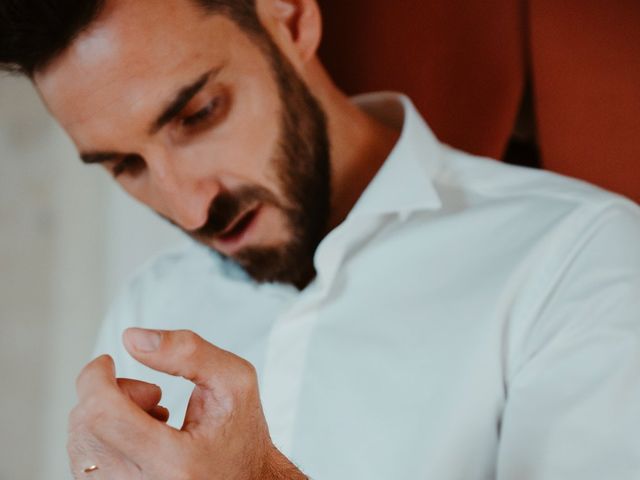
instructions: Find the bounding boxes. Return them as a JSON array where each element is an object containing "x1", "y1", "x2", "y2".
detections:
[{"x1": 35, "y1": 0, "x2": 331, "y2": 289}]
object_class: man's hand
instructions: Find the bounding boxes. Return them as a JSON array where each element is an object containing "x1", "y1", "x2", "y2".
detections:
[{"x1": 68, "y1": 329, "x2": 307, "y2": 479}]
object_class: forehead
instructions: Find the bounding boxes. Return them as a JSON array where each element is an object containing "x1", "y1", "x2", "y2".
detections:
[{"x1": 35, "y1": 0, "x2": 256, "y2": 146}]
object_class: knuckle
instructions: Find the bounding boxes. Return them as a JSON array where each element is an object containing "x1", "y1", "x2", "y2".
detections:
[
  {"x1": 68, "y1": 404, "x2": 86, "y2": 429},
  {"x1": 175, "y1": 329, "x2": 201, "y2": 357},
  {"x1": 239, "y1": 358, "x2": 258, "y2": 378},
  {"x1": 234, "y1": 358, "x2": 258, "y2": 392},
  {"x1": 75, "y1": 355, "x2": 113, "y2": 392}
]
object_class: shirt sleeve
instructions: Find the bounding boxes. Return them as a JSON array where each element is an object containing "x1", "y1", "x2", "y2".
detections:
[{"x1": 496, "y1": 201, "x2": 640, "y2": 479}]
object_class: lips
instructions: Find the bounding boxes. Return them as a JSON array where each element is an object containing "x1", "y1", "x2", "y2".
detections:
[{"x1": 216, "y1": 206, "x2": 260, "y2": 243}]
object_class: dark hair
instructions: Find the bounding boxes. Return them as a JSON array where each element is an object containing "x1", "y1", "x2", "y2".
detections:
[{"x1": 0, "y1": 0, "x2": 262, "y2": 77}]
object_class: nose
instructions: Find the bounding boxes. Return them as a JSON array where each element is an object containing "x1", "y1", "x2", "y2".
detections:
[{"x1": 146, "y1": 153, "x2": 217, "y2": 232}]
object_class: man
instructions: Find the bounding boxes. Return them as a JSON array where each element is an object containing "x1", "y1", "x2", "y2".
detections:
[{"x1": 2, "y1": 0, "x2": 639, "y2": 478}]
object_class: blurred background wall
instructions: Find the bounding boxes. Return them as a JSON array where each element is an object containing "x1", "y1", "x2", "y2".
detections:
[{"x1": 0, "y1": 76, "x2": 183, "y2": 480}]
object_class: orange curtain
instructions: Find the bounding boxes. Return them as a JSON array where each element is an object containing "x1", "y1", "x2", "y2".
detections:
[
  {"x1": 530, "y1": 0, "x2": 640, "y2": 201},
  {"x1": 319, "y1": 0, "x2": 640, "y2": 202}
]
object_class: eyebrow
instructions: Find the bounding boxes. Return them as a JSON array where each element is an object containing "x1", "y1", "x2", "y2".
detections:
[{"x1": 79, "y1": 67, "x2": 221, "y2": 165}]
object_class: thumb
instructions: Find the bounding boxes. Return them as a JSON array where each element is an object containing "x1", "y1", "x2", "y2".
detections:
[
  {"x1": 122, "y1": 328, "x2": 237, "y2": 390},
  {"x1": 124, "y1": 328, "x2": 261, "y2": 434}
]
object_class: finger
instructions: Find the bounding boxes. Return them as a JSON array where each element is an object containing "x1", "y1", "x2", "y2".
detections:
[
  {"x1": 148, "y1": 405, "x2": 170, "y2": 423},
  {"x1": 122, "y1": 328, "x2": 248, "y2": 390},
  {"x1": 74, "y1": 356, "x2": 180, "y2": 468},
  {"x1": 117, "y1": 378, "x2": 162, "y2": 412},
  {"x1": 76, "y1": 355, "x2": 117, "y2": 402},
  {"x1": 91, "y1": 394, "x2": 179, "y2": 470},
  {"x1": 67, "y1": 425, "x2": 140, "y2": 480}
]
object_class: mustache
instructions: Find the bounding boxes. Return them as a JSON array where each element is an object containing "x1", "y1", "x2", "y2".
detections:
[{"x1": 192, "y1": 186, "x2": 279, "y2": 238}]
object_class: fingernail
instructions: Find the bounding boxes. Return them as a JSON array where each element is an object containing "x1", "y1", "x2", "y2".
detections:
[{"x1": 128, "y1": 329, "x2": 161, "y2": 352}]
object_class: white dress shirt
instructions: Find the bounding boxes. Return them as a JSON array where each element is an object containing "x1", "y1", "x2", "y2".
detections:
[{"x1": 95, "y1": 93, "x2": 640, "y2": 479}]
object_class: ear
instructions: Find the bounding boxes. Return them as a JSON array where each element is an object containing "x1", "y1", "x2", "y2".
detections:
[{"x1": 257, "y1": 0, "x2": 323, "y2": 66}]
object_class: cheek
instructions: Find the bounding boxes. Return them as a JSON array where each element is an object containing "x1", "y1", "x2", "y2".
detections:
[{"x1": 190, "y1": 88, "x2": 283, "y2": 191}]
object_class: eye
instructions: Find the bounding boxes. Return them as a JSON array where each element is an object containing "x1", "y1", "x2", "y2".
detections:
[
  {"x1": 181, "y1": 97, "x2": 222, "y2": 128},
  {"x1": 112, "y1": 154, "x2": 144, "y2": 178}
]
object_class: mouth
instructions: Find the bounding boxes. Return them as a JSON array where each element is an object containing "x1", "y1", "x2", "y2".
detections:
[{"x1": 213, "y1": 205, "x2": 261, "y2": 253}]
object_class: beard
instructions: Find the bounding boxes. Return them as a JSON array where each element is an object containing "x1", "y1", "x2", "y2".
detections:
[{"x1": 190, "y1": 40, "x2": 331, "y2": 290}]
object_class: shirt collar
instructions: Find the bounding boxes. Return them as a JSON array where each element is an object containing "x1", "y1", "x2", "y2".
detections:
[
  {"x1": 212, "y1": 93, "x2": 444, "y2": 284},
  {"x1": 346, "y1": 92, "x2": 443, "y2": 220}
]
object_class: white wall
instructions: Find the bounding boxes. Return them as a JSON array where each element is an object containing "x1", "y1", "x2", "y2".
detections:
[
  {"x1": 0, "y1": 76, "x2": 183, "y2": 480},
  {"x1": 1, "y1": 75, "x2": 61, "y2": 480},
  {"x1": 103, "y1": 180, "x2": 186, "y2": 304}
]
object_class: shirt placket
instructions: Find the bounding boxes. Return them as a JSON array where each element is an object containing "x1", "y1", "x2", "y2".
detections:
[{"x1": 260, "y1": 216, "x2": 387, "y2": 456}]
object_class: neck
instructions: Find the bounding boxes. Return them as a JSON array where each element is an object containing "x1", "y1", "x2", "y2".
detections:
[{"x1": 307, "y1": 61, "x2": 400, "y2": 232}]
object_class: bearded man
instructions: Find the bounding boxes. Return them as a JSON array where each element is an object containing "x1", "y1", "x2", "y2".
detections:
[{"x1": 1, "y1": 0, "x2": 639, "y2": 479}]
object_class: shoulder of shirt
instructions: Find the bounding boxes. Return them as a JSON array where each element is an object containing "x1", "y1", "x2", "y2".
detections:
[
  {"x1": 114, "y1": 239, "x2": 227, "y2": 303},
  {"x1": 433, "y1": 143, "x2": 640, "y2": 218},
  {"x1": 95, "y1": 240, "x2": 224, "y2": 357}
]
